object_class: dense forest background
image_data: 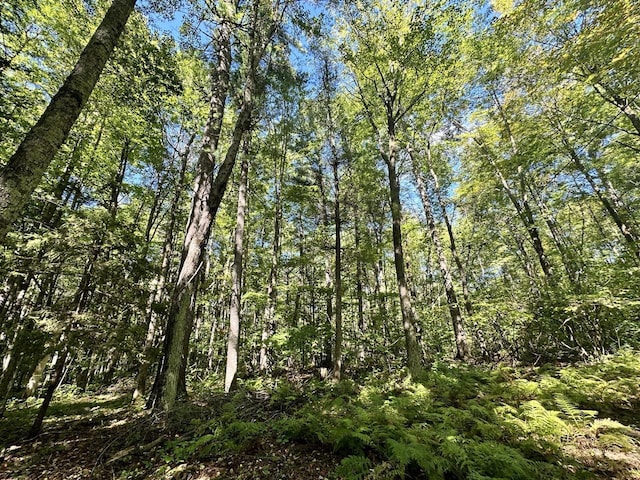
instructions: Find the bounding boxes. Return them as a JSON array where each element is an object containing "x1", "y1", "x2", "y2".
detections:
[{"x1": 1, "y1": 0, "x2": 639, "y2": 478}]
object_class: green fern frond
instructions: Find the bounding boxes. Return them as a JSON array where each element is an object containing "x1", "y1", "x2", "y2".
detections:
[
  {"x1": 519, "y1": 400, "x2": 569, "y2": 437},
  {"x1": 590, "y1": 418, "x2": 632, "y2": 435},
  {"x1": 553, "y1": 393, "x2": 597, "y2": 424},
  {"x1": 598, "y1": 433, "x2": 634, "y2": 451},
  {"x1": 334, "y1": 455, "x2": 372, "y2": 480},
  {"x1": 467, "y1": 441, "x2": 534, "y2": 480},
  {"x1": 387, "y1": 438, "x2": 414, "y2": 466}
]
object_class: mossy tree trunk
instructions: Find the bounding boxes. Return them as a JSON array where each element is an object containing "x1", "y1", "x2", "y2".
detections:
[{"x1": 0, "y1": 0, "x2": 136, "y2": 240}]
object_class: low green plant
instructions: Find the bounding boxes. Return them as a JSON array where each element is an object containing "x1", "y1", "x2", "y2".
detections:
[{"x1": 162, "y1": 350, "x2": 639, "y2": 479}]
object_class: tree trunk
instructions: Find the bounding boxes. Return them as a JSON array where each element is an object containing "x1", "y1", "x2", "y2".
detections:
[
  {"x1": 133, "y1": 135, "x2": 192, "y2": 402},
  {"x1": 28, "y1": 347, "x2": 68, "y2": 439},
  {"x1": 109, "y1": 138, "x2": 129, "y2": 218},
  {"x1": 526, "y1": 181, "x2": 583, "y2": 289},
  {"x1": 385, "y1": 139, "x2": 422, "y2": 374},
  {"x1": 473, "y1": 135, "x2": 554, "y2": 282},
  {"x1": 315, "y1": 163, "x2": 333, "y2": 367},
  {"x1": 24, "y1": 353, "x2": 51, "y2": 398},
  {"x1": 491, "y1": 93, "x2": 556, "y2": 283},
  {"x1": 149, "y1": 6, "x2": 261, "y2": 410},
  {"x1": 225, "y1": 144, "x2": 249, "y2": 393},
  {"x1": 0, "y1": 0, "x2": 137, "y2": 240},
  {"x1": 591, "y1": 80, "x2": 640, "y2": 137},
  {"x1": 354, "y1": 201, "x2": 366, "y2": 361},
  {"x1": 562, "y1": 141, "x2": 640, "y2": 260},
  {"x1": 426, "y1": 158, "x2": 473, "y2": 316},
  {"x1": 409, "y1": 148, "x2": 468, "y2": 361},
  {"x1": 331, "y1": 143, "x2": 343, "y2": 381},
  {"x1": 259, "y1": 156, "x2": 283, "y2": 373},
  {"x1": 147, "y1": 12, "x2": 233, "y2": 410}
]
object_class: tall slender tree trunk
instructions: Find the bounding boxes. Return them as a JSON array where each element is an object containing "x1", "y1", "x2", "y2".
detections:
[
  {"x1": 147, "y1": 12, "x2": 234, "y2": 411},
  {"x1": 225, "y1": 144, "x2": 249, "y2": 393},
  {"x1": 315, "y1": 163, "x2": 334, "y2": 367},
  {"x1": 260, "y1": 157, "x2": 283, "y2": 373},
  {"x1": 0, "y1": 0, "x2": 137, "y2": 240},
  {"x1": 385, "y1": 136, "x2": 421, "y2": 374},
  {"x1": 24, "y1": 353, "x2": 51, "y2": 398},
  {"x1": 370, "y1": 219, "x2": 388, "y2": 339},
  {"x1": 526, "y1": 181, "x2": 583, "y2": 289},
  {"x1": 354, "y1": 201, "x2": 366, "y2": 360},
  {"x1": 109, "y1": 138, "x2": 129, "y2": 218},
  {"x1": 291, "y1": 220, "x2": 305, "y2": 331},
  {"x1": 28, "y1": 346, "x2": 68, "y2": 439},
  {"x1": 24, "y1": 135, "x2": 129, "y2": 423},
  {"x1": 562, "y1": 140, "x2": 640, "y2": 260},
  {"x1": 0, "y1": 328, "x2": 23, "y2": 416},
  {"x1": 591, "y1": 80, "x2": 640, "y2": 137},
  {"x1": 149, "y1": 1, "x2": 267, "y2": 410},
  {"x1": 319, "y1": 56, "x2": 343, "y2": 379},
  {"x1": 473, "y1": 135, "x2": 554, "y2": 282},
  {"x1": 491, "y1": 93, "x2": 556, "y2": 283},
  {"x1": 133, "y1": 135, "x2": 192, "y2": 402},
  {"x1": 330, "y1": 144, "x2": 342, "y2": 381},
  {"x1": 426, "y1": 156, "x2": 473, "y2": 316},
  {"x1": 409, "y1": 148, "x2": 468, "y2": 361},
  {"x1": 207, "y1": 314, "x2": 219, "y2": 372},
  {"x1": 40, "y1": 134, "x2": 83, "y2": 226}
]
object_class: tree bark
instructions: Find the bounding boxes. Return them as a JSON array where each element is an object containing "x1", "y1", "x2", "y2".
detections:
[
  {"x1": 409, "y1": 148, "x2": 469, "y2": 361},
  {"x1": 591, "y1": 80, "x2": 640, "y2": 137},
  {"x1": 315, "y1": 162, "x2": 333, "y2": 367},
  {"x1": 386, "y1": 139, "x2": 422, "y2": 374},
  {"x1": 149, "y1": 2, "x2": 263, "y2": 410},
  {"x1": 23, "y1": 353, "x2": 51, "y2": 398},
  {"x1": 330, "y1": 139, "x2": 343, "y2": 381},
  {"x1": 0, "y1": 0, "x2": 137, "y2": 240},
  {"x1": 259, "y1": 154, "x2": 283, "y2": 373},
  {"x1": 560, "y1": 137, "x2": 640, "y2": 260},
  {"x1": 28, "y1": 347, "x2": 68, "y2": 439},
  {"x1": 355, "y1": 63, "x2": 424, "y2": 373},
  {"x1": 147, "y1": 10, "x2": 233, "y2": 411},
  {"x1": 225, "y1": 144, "x2": 249, "y2": 393},
  {"x1": 425, "y1": 156, "x2": 473, "y2": 316},
  {"x1": 473, "y1": 135, "x2": 554, "y2": 282},
  {"x1": 133, "y1": 135, "x2": 192, "y2": 402},
  {"x1": 526, "y1": 181, "x2": 583, "y2": 289},
  {"x1": 354, "y1": 198, "x2": 366, "y2": 360}
]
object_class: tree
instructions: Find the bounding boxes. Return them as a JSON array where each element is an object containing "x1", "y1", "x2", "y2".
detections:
[
  {"x1": 338, "y1": 0, "x2": 427, "y2": 374},
  {"x1": 224, "y1": 141, "x2": 250, "y2": 392},
  {"x1": 149, "y1": 0, "x2": 285, "y2": 411},
  {"x1": 408, "y1": 144, "x2": 469, "y2": 360},
  {"x1": 0, "y1": 0, "x2": 137, "y2": 240}
]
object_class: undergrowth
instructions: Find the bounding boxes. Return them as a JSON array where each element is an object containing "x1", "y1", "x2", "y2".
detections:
[{"x1": 153, "y1": 350, "x2": 640, "y2": 479}]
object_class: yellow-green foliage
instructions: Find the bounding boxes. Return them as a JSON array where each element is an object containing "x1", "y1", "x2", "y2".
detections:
[
  {"x1": 554, "y1": 349, "x2": 640, "y2": 408},
  {"x1": 174, "y1": 351, "x2": 640, "y2": 479}
]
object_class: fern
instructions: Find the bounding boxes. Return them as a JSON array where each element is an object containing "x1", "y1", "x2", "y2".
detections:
[
  {"x1": 553, "y1": 393, "x2": 597, "y2": 424},
  {"x1": 167, "y1": 433, "x2": 216, "y2": 461},
  {"x1": 467, "y1": 441, "x2": 535, "y2": 480},
  {"x1": 519, "y1": 400, "x2": 569, "y2": 438},
  {"x1": 590, "y1": 417, "x2": 632, "y2": 435},
  {"x1": 438, "y1": 434, "x2": 470, "y2": 475},
  {"x1": 387, "y1": 437, "x2": 445, "y2": 478},
  {"x1": 334, "y1": 455, "x2": 372, "y2": 480},
  {"x1": 597, "y1": 433, "x2": 634, "y2": 451}
]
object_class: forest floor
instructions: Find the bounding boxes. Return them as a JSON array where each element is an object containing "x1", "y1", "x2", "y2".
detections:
[
  {"x1": 1, "y1": 351, "x2": 640, "y2": 480},
  {"x1": 0, "y1": 390, "x2": 339, "y2": 480}
]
